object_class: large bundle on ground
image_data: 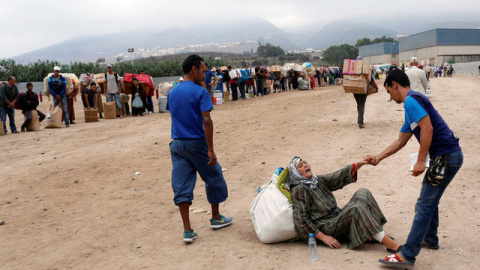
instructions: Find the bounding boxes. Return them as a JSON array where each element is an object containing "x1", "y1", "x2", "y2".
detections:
[
  {"x1": 94, "y1": 73, "x2": 107, "y2": 94},
  {"x1": 158, "y1": 96, "x2": 168, "y2": 113},
  {"x1": 297, "y1": 78, "x2": 309, "y2": 90},
  {"x1": 45, "y1": 105, "x2": 62, "y2": 128},
  {"x1": 271, "y1": 65, "x2": 282, "y2": 72},
  {"x1": 25, "y1": 110, "x2": 40, "y2": 131},
  {"x1": 103, "y1": 102, "x2": 116, "y2": 119},
  {"x1": 342, "y1": 59, "x2": 373, "y2": 94},
  {"x1": 249, "y1": 170, "x2": 298, "y2": 243},
  {"x1": 84, "y1": 109, "x2": 99, "y2": 123}
]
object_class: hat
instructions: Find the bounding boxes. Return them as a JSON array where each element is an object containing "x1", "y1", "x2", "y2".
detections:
[
  {"x1": 392, "y1": 63, "x2": 396, "y2": 65},
  {"x1": 410, "y1": 57, "x2": 418, "y2": 63},
  {"x1": 179, "y1": 77, "x2": 183, "y2": 81},
  {"x1": 356, "y1": 56, "x2": 363, "y2": 60},
  {"x1": 418, "y1": 65, "x2": 424, "y2": 69},
  {"x1": 107, "y1": 64, "x2": 112, "y2": 68},
  {"x1": 53, "y1": 66, "x2": 61, "y2": 71}
]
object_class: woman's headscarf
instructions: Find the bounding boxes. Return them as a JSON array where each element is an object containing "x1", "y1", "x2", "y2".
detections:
[{"x1": 288, "y1": 156, "x2": 318, "y2": 189}]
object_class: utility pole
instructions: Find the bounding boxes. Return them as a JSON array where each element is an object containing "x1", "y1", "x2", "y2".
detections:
[{"x1": 128, "y1": 48, "x2": 134, "y2": 65}]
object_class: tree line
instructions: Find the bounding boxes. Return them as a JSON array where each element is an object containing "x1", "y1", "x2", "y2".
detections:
[
  {"x1": 322, "y1": 36, "x2": 395, "y2": 65},
  {"x1": 0, "y1": 57, "x2": 227, "y2": 82}
]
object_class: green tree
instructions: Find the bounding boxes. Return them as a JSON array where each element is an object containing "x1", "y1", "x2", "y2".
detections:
[
  {"x1": 322, "y1": 43, "x2": 357, "y2": 65},
  {"x1": 257, "y1": 43, "x2": 285, "y2": 57}
]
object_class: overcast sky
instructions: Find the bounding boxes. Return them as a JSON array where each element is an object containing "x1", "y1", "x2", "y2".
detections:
[{"x1": 1, "y1": 0, "x2": 479, "y2": 58}]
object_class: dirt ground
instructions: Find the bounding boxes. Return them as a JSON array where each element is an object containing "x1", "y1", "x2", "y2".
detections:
[{"x1": 1, "y1": 76, "x2": 479, "y2": 270}]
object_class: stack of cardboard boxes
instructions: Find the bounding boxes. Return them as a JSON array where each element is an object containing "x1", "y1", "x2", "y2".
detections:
[
  {"x1": 342, "y1": 59, "x2": 374, "y2": 95},
  {"x1": 212, "y1": 91, "x2": 223, "y2": 105}
]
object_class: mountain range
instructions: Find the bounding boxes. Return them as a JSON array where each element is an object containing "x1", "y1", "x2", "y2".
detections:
[{"x1": 13, "y1": 18, "x2": 480, "y2": 63}]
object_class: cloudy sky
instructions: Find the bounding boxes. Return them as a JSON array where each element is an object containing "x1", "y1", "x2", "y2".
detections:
[{"x1": 1, "y1": 0, "x2": 479, "y2": 58}]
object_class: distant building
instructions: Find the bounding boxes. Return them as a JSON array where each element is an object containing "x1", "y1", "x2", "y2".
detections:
[
  {"x1": 398, "y1": 28, "x2": 480, "y2": 66},
  {"x1": 358, "y1": 28, "x2": 480, "y2": 67},
  {"x1": 359, "y1": 42, "x2": 399, "y2": 66}
]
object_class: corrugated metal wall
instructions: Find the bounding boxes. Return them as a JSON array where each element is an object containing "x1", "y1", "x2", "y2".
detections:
[{"x1": 359, "y1": 42, "x2": 399, "y2": 57}]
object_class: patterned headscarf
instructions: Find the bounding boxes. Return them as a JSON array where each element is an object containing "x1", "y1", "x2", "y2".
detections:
[{"x1": 288, "y1": 156, "x2": 318, "y2": 189}]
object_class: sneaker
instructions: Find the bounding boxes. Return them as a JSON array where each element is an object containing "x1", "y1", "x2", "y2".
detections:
[
  {"x1": 358, "y1": 123, "x2": 365, "y2": 129},
  {"x1": 183, "y1": 229, "x2": 198, "y2": 243},
  {"x1": 21, "y1": 126, "x2": 26, "y2": 132},
  {"x1": 66, "y1": 125, "x2": 70, "y2": 128},
  {"x1": 12, "y1": 130, "x2": 19, "y2": 133},
  {"x1": 210, "y1": 215, "x2": 233, "y2": 229},
  {"x1": 70, "y1": 121, "x2": 76, "y2": 124}
]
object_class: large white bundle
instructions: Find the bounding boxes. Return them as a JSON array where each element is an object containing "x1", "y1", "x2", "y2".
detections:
[
  {"x1": 229, "y1": 69, "x2": 239, "y2": 79},
  {"x1": 249, "y1": 173, "x2": 298, "y2": 243},
  {"x1": 250, "y1": 68, "x2": 256, "y2": 76},
  {"x1": 159, "y1": 82, "x2": 173, "y2": 96},
  {"x1": 158, "y1": 96, "x2": 168, "y2": 113},
  {"x1": 43, "y1": 73, "x2": 74, "y2": 97}
]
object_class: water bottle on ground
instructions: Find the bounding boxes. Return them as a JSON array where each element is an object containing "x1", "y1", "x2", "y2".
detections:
[{"x1": 308, "y1": 233, "x2": 318, "y2": 261}]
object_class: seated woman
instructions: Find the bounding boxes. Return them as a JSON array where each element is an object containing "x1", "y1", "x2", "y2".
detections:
[{"x1": 288, "y1": 156, "x2": 401, "y2": 252}]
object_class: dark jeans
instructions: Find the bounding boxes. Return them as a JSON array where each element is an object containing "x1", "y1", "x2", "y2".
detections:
[
  {"x1": 353, "y1": 93, "x2": 367, "y2": 124},
  {"x1": 230, "y1": 83, "x2": 238, "y2": 101},
  {"x1": 238, "y1": 81, "x2": 246, "y2": 99},
  {"x1": 53, "y1": 96, "x2": 70, "y2": 125},
  {"x1": 145, "y1": 96, "x2": 154, "y2": 112},
  {"x1": 401, "y1": 150, "x2": 463, "y2": 263},
  {"x1": 22, "y1": 109, "x2": 46, "y2": 128},
  {"x1": 0, "y1": 106, "x2": 16, "y2": 133},
  {"x1": 256, "y1": 77, "x2": 264, "y2": 96}
]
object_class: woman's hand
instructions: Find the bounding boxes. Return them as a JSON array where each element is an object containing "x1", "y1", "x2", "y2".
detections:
[{"x1": 318, "y1": 233, "x2": 341, "y2": 249}]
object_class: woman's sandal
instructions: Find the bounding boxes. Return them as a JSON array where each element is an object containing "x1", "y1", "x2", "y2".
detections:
[
  {"x1": 379, "y1": 253, "x2": 414, "y2": 267},
  {"x1": 366, "y1": 235, "x2": 395, "y2": 244},
  {"x1": 423, "y1": 242, "x2": 440, "y2": 250}
]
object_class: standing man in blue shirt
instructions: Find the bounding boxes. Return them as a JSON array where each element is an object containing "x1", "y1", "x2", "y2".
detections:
[
  {"x1": 167, "y1": 54, "x2": 232, "y2": 243},
  {"x1": 48, "y1": 66, "x2": 70, "y2": 127},
  {"x1": 365, "y1": 69, "x2": 463, "y2": 267},
  {"x1": 203, "y1": 63, "x2": 217, "y2": 98}
]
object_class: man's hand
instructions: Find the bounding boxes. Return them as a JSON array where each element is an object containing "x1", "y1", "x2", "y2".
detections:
[
  {"x1": 318, "y1": 234, "x2": 341, "y2": 249},
  {"x1": 412, "y1": 161, "x2": 426, "y2": 177},
  {"x1": 7, "y1": 102, "x2": 13, "y2": 108},
  {"x1": 207, "y1": 150, "x2": 217, "y2": 166},
  {"x1": 55, "y1": 95, "x2": 61, "y2": 102}
]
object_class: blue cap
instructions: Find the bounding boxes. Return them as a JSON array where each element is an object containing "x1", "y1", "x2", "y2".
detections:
[{"x1": 309, "y1": 233, "x2": 314, "y2": 237}]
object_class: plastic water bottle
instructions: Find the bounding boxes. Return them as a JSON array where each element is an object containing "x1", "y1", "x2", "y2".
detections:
[{"x1": 308, "y1": 233, "x2": 318, "y2": 261}]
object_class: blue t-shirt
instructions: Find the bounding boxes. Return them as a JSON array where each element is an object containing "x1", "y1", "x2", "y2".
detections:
[
  {"x1": 400, "y1": 90, "x2": 460, "y2": 158},
  {"x1": 204, "y1": 70, "x2": 216, "y2": 86},
  {"x1": 167, "y1": 81, "x2": 213, "y2": 139}
]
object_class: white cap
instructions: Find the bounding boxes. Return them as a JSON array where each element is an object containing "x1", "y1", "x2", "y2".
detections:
[
  {"x1": 179, "y1": 77, "x2": 183, "y2": 81},
  {"x1": 53, "y1": 66, "x2": 61, "y2": 71},
  {"x1": 410, "y1": 57, "x2": 418, "y2": 63}
]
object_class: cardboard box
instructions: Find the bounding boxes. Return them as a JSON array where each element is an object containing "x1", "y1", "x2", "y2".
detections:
[
  {"x1": 224, "y1": 91, "x2": 229, "y2": 102},
  {"x1": 343, "y1": 59, "x2": 370, "y2": 75},
  {"x1": 0, "y1": 121, "x2": 5, "y2": 136},
  {"x1": 212, "y1": 97, "x2": 223, "y2": 105},
  {"x1": 103, "y1": 101, "x2": 117, "y2": 119},
  {"x1": 84, "y1": 109, "x2": 99, "y2": 122},
  {"x1": 343, "y1": 74, "x2": 369, "y2": 94}
]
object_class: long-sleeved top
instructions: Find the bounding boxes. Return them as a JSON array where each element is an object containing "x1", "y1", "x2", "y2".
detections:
[
  {"x1": 0, "y1": 83, "x2": 19, "y2": 108},
  {"x1": 20, "y1": 91, "x2": 40, "y2": 111},
  {"x1": 406, "y1": 66, "x2": 428, "y2": 94},
  {"x1": 48, "y1": 75, "x2": 67, "y2": 98}
]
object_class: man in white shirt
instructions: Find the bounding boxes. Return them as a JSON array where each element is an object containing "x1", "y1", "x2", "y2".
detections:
[
  {"x1": 405, "y1": 57, "x2": 427, "y2": 95},
  {"x1": 105, "y1": 64, "x2": 123, "y2": 117}
]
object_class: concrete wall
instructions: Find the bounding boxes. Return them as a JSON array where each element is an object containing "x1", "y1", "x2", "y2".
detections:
[{"x1": 446, "y1": 61, "x2": 480, "y2": 75}]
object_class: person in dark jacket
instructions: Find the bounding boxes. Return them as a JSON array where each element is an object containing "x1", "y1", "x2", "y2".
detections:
[
  {"x1": 131, "y1": 78, "x2": 146, "y2": 116},
  {"x1": 20, "y1": 82, "x2": 46, "y2": 132},
  {"x1": 0, "y1": 76, "x2": 20, "y2": 134}
]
